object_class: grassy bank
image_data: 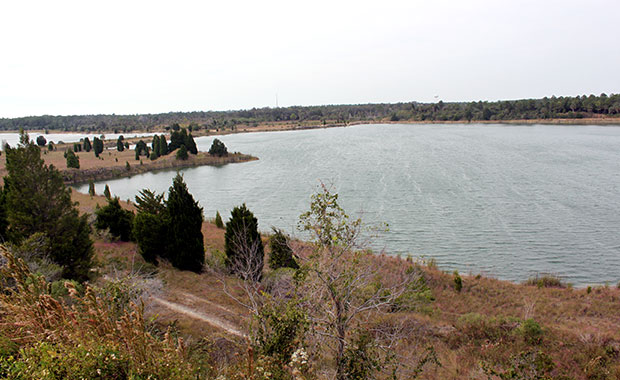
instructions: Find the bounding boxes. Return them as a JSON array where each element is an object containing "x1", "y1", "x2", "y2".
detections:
[
  {"x1": 64, "y1": 191, "x2": 620, "y2": 379},
  {"x1": 0, "y1": 145, "x2": 257, "y2": 185}
]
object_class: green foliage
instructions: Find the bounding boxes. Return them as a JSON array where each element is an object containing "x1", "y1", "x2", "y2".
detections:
[
  {"x1": 341, "y1": 331, "x2": 381, "y2": 380},
  {"x1": 268, "y1": 228, "x2": 298, "y2": 270},
  {"x1": 456, "y1": 313, "x2": 520, "y2": 343},
  {"x1": 483, "y1": 349, "x2": 558, "y2": 380},
  {"x1": 83, "y1": 137, "x2": 92, "y2": 152},
  {"x1": 518, "y1": 318, "x2": 544, "y2": 345},
  {"x1": 208, "y1": 138, "x2": 228, "y2": 157},
  {"x1": 35, "y1": 135, "x2": 46, "y2": 146},
  {"x1": 214, "y1": 210, "x2": 224, "y2": 229},
  {"x1": 5, "y1": 232, "x2": 63, "y2": 282},
  {"x1": 92, "y1": 136, "x2": 104, "y2": 157},
  {"x1": 103, "y1": 184, "x2": 111, "y2": 199},
  {"x1": 225, "y1": 203, "x2": 264, "y2": 282},
  {"x1": 150, "y1": 135, "x2": 160, "y2": 159},
  {"x1": 3, "y1": 131, "x2": 93, "y2": 281},
  {"x1": 134, "y1": 140, "x2": 148, "y2": 159},
  {"x1": 132, "y1": 212, "x2": 167, "y2": 264},
  {"x1": 88, "y1": 180, "x2": 95, "y2": 196},
  {"x1": 525, "y1": 274, "x2": 565, "y2": 288},
  {"x1": 47, "y1": 141, "x2": 54, "y2": 151},
  {"x1": 95, "y1": 197, "x2": 134, "y2": 241},
  {"x1": 176, "y1": 144, "x2": 188, "y2": 160},
  {"x1": 65, "y1": 148, "x2": 80, "y2": 169},
  {"x1": 254, "y1": 298, "x2": 308, "y2": 367},
  {"x1": 453, "y1": 270, "x2": 463, "y2": 292},
  {"x1": 165, "y1": 174, "x2": 205, "y2": 272},
  {"x1": 116, "y1": 135, "x2": 124, "y2": 152},
  {"x1": 186, "y1": 133, "x2": 198, "y2": 154}
]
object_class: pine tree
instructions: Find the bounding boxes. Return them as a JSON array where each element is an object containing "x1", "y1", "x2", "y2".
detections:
[
  {"x1": 117, "y1": 136, "x2": 125, "y2": 152},
  {"x1": 65, "y1": 149, "x2": 80, "y2": 169},
  {"x1": 209, "y1": 139, "x2": 228, "y2": 157},
  {"x1": 133, "y1": 189, "x2": 167, "y2": 264},
  {"x1": 3, "y1": 130, "x2": 93, "y2": 281},
  {"x1": 186, "y1": 133, "x2": 198, "y2": 154},
  {"x1": 88, "y1": 180, "x2": 95, "y2": 196},
  {"x1": 176, "y1": 144, "x2": 188, "y2": 160},
  {"x1": 225, "y1": 203, "x2": 264, "y2": 282},
  {"x1": 95, "y1": 197, "x2": 134, "y2": 241},
  {"x1": 214, "y1": 211, "x2": 224, "y2": 229},
  {"x1": 159, "y1": 134, "x2": 168, "y2": 155},
  {"x1": 165, "y1": 174, "x2": 204, "y2": 272},
  {"x1": 103, "y1": 184, "x2": 111, "y2": 200},
  {"x1": 93, "y1": 137, "x2": 104, "y2": 157},
  {"x1": 268, "y1": 228, "x2": 298, "y2": 270},
  {"x1": 83, "y1": 137, "x2": 92, "y2": 152}
]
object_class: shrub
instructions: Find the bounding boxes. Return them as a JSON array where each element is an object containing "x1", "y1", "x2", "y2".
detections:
[
  {"x1": 95, "y1": 197, "x2": 134, "y2": 241},
  {"x1": 453, "y1": 270, "x2": 463, "y2": 292},
  {"x1": 456, "y1": 313, "x2": 519, "y2": 343},
  {"x1": 519, "y1": 318, "x2": 544, "y2": 345},
  {"x1": 525, "y1": 274, "x2": 565, "y2": 288},
  {"x1": 268, "y1": 228, "x2": 298, "y2": 270},
  {"x1": 176, "y1": 144, "x2": 188, "y2": 160}
]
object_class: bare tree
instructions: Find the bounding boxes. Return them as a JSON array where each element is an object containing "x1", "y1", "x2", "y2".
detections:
[{"x1": 297, "y1": 183, "x2": 429, "y2": 380}]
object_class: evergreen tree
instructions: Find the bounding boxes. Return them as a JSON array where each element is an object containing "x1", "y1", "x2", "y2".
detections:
[
  {"x1": 103, "y1": 184, "x2": 111, "y2": 199},
  {"x1": 3, "y1": 131, "x2": 93, "y2": 281},
  {"x1": 88, "y1": 180, "x2": 95, "y2": 196},
  {"x1": 0, "y1": 186, "x2": 8, "y2": 241},
  {"x1": 169, "y1": 128, "x2": 187, "y2": 151},
  {"x1": 165, "y1": 174, "x2": 204, "y2": 272},
  {"x1": 95, "y1": 197, "x2": 134, "y2": 241},
  {"x1": 159, "y1": 134, "x2": 168, "y2": 155},
  {"x1": 116, "y1": 136, "x2": 125, "y2": 152},
  {"x1": 225, "y1": 204, "x2": 264, "y2": 282},
  {"x1": 268, "y1": 228, "x2": 298, "y2": 270},
  {"x1": 36, "y1": 135, "x2": 47, "y2": 146},
  {"x1": 133, "y1": 189, "x2": 167, "y2": 264},
  {"x1": 65, "y1": 149, "x2": 80, "y2": 169},
  {"x1": 209, "y1": 138, "x2": 228, "y2": 157},
  {"x1": 176, "y1": 144, "x2": 188, "y2": 160},
  {"x1": 214, "y1": 211, "x2": 224, "y2": 229},
  {"x1": 93, "y1": 137, "x2": 104, "y2": 157},
  {"x1": 83, "y1": 137, "x2": 92, "y2": 152},
  {"x1": 150, "y1": 136, "x2": 160, "y2": 160},
  {"x1": 47, "y1": 142, "x2": 54, "y2": 151},
  {"x1": 185, "y1": 133, "x2": 198, "y2": 154}
]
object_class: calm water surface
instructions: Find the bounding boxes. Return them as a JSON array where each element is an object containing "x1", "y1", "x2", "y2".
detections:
[{"x1": 77, "y1": 124, "x2": 620, "y2": 286}]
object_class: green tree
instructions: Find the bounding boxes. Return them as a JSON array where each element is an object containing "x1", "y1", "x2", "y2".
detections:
[
  {"x1": 225, "y1": 203, "x2": 264, "y2": 282},
  {"x1": 116, "y1": 136, "x2": 125, "y2": 152},
  {"x1": 268, "y1": 228, "x2": 298, "y2": 270},
  {"x1": 208, "y1": 138, "x2": 228, "y2": 157},
  {"x1": 159, "y1": 134, "x2": 168, "y2": 155},
  {"x1": 83, "y1": 137, "x2": 92, "y2": 152},
  {"x1": 36, "y1": 135, "x2": 46, "y2": 146},
  {"x1": 165, "y1": 174, "x2": 204, "y2": 272},
  {"x1": 47, "y1": 141, "x2": 54, "y2": 151},
  {"x1": 88, "y1": 180, "x2": 95, "y2": 196},
  {"x1": 214, "y1": 211, "x2": 224, "y2": 229},
  {"x1": 151, "y1": 135, "x2": 160, "y2": 159},
  {"x1": 65, "y1": 149, "x2": 80, "y2": 169},
  {"x1": 133, "y1": 189, "x2": 167, "y2": 264},
  {"x1": 185, "y1": 133, "x2": 198, "y2": 154},
  {"x1": 3, "y1": 131, "x2": 93, "y2": 281},
  {"x1": 103, "y1": 184, "x2": 111, "y2": 200},
  {"x1": 93, "y1": 137, "x2": 104, "y2": 157},
  {"x1": 95, "y1": 197, "x2": 134, "y2": 241},
  {"x1": 176, "y1": 144, "x2": 188, "y2": 160}
]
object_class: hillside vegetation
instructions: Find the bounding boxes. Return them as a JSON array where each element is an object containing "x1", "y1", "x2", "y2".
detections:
[{"x1": 1, "y1": 94, "x2": 619, "y2": 133}]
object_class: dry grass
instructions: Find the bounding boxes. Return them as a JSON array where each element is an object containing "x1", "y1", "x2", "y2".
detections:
[{"x1": 74, "y1": 191, "x2": 620, "y2": 379}]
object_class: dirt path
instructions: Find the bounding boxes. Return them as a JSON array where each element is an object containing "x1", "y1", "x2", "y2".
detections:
[{"x1": 151, "y1": 296, "x2": 245, "y2": 338}]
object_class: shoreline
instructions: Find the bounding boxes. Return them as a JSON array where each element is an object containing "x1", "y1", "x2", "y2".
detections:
[{"x1": 62, "y1": 152, "x2": 257, "y2": 185}]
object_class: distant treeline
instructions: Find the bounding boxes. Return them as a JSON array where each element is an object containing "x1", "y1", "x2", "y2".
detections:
[{"x1": 1, "y1": 93, "x2": 619, "y2": 132}]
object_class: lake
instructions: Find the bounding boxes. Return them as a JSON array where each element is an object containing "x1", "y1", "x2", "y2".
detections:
[{"x1": 76, "y1": 124, "x2": 620, "y2": 286}]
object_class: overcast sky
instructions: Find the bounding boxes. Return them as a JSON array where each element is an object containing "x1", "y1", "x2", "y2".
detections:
[{"x1": 1, "y1": 0, "x2": 619, "y2": 118}]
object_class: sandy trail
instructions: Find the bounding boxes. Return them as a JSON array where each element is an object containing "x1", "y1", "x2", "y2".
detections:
[{"x1": 151, "y1": 296, "x2": 245, "y2": 338}]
